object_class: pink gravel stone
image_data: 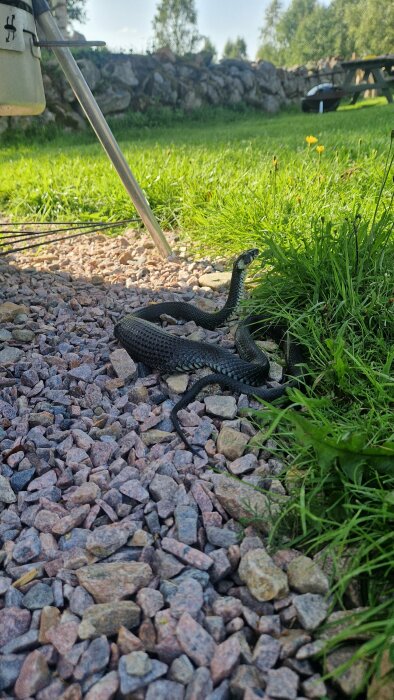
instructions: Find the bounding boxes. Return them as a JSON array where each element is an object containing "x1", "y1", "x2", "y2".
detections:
[
  {"x1": 34, "y1": 510, "x2": 61, "y2": 533},
  {"x1": 27, "y1": 470, "x2": 57, "y2": 491},
  {"x1": 202, "y1": 511, "x2": 222, "y2": 527},
  {"x1": 161, "y1": 537, "x2": 213, "y2": 571},
  {"x1": 45, "y1": 621, "x2": 79, "y2": 656},
  {"x1": 52, "y1": 505, "x2": 90, "y2": 535},
  {"x1": 191, "y1": 482, "x2": 213, "y2": 512},
  {"x1": 84, "y1": 671, "x2": 119, "y2": 700},
  {"x1": 84, "y1": 504, "x2": 100, "y2": 529},
  {"x1": 136, "y1": 588, "x2": 164, "y2": 617},
  {"x1": 14, "y1": 650, "x2": 51, "y2": 699},
  {"x1": 212, "y1": 596, "x2": 244, "y2": 622},
  {"x1": 155, "y1": 610, "x2": 178, "y2": 642},
  {"x1": 210, "y1": 634, "x2": 241, "y2": 684},
  {"x1": 175, "y1": 612, "x2": 217, "y2": 666},
  {"x1": 58, "y1": 683, "x2": 83, "y2": 700},
  {"x1": 0, "y1": 607, "x2": 31, "y2": 647},
  {"x1": 67, "y1": 482, "x2": 100, "y2": 505}
]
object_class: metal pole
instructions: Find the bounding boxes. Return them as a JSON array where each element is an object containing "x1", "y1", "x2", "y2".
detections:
[{"x1": 32, "y1": 0, "x2": 172, "y2": 258}]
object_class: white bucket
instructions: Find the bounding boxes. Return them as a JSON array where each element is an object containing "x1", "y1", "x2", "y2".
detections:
[{"x1": 0, "y1": 0, "x2": 46, "y2": 116}]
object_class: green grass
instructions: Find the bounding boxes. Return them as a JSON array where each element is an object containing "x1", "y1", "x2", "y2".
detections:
[
  {"x1": 1, "y1": 99, "x2": 394, "y2": 693},
  {"x1": 242, "y1": 136, "x2": 394, "y2": 690},
  {"x1": 0, "y1": 99, "x2": 392, "y2": 249}
]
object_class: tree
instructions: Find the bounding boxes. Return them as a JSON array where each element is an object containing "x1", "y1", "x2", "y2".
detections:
[
  {"x1": 257, "y1": 0, "x2": 370, "y2": 65},
  {"x1": 152, "y1": 0, "x2": 202, "y2": 55},
  {"x1": 201, "y1": 36, "x2": 217, "y2": 61},
  {"x1": 48, "y1": 1, "x2": 87, "y2": 36},
  {"x1": 257, "y1": 0, "x2": 283, "y2": 62},
  {"x1": 345, "y1": 0, "x2": 394, "y2": 56},
  {"x1": 274, "y1": 0, "x2": 317, "y2": 57},
  {"x1": 223, "y1": 37, "x2": 248, "y2": 60},
  {"x1": 256, "y1": 0, "x2": 393, "y2": 66}
]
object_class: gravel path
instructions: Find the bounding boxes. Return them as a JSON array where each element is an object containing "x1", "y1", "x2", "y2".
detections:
[{"x1": 0, "y1": 229, "x2": 360, "y2": 699}]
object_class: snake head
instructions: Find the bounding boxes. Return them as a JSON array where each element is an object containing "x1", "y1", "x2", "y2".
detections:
[{"x1": 234, "y1": 248, "x2": 260, "y2": 270}]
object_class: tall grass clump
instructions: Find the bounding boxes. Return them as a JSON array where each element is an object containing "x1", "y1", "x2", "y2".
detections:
[{"x1": 246, "y1": 146, "x2": 394, "y2": 689}]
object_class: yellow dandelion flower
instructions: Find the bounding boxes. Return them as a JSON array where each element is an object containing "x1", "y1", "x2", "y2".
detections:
[
  {"x1": 306, "y1": 135, "x2": 318, "y2": 146},
  {"x1": 316, "y1": 145, "x2": 325, "y2": 154}
]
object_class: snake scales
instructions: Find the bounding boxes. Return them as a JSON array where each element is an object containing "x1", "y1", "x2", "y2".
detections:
[{"x1": 114, "y1": 249, "x2": 305, "y2": 452}]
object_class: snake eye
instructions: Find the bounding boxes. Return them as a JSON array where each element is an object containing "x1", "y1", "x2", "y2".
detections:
[{"x1": 235, "y1": 248, "x2": 259, "y2": 269}]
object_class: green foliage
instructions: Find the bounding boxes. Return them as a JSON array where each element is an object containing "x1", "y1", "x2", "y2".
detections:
[
  {"x1": 65, "y1": 0, "x2": 87, "y2": 23},
  {"x1": 257, "y1": 0, "x2": 394, "y2": 64},
  {"x1": 242, "y1": 161, "x2": 393, "y2": 685},
  {"x1": 48, "y1": 0, "x2": 87, "y2": 25},
  {"x1": 349, "y1": 0, "x2": 394, "y2": 56},
  {"x1": 200, "y1": 36, "x2": 217, "y2": 61},
  {"x1": 276, "y1": 411, "x2": 394, "y2": 481},
  {"x1": 152, "y1": 0, "x2": 202, "y2": 55},
  {"x1": 223, "y1": 37, "x2": 248, "y2": 60}
]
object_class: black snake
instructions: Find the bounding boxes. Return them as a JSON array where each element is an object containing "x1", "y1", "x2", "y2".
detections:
[{"x1": 114, "y1": 249, "x2": 305, "y2": 452}]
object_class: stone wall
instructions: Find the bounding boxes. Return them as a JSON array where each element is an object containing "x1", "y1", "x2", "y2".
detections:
[{"x1": 0, "y1": 51, "x2": 345, "y2": 133}]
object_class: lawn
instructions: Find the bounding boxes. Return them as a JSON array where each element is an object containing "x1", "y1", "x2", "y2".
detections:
[
  {"x1": 0, "y1": 98, "x2": 392, "y2": 254},
  {"x1": 1, "y1": 99, "x2": 394, "y2": 689}
]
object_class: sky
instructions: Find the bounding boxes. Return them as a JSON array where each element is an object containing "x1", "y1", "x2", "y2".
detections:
[{"x1": 73, "y1": 0, "x2": 274, "y2": 60}]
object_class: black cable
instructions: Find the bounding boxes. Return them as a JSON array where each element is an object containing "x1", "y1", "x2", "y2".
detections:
[
  {"x1": 0, "y1": 218, "x2": 141, "y2": 256},
  {"x1": 0, "y1": 219, "x2": 130, "y2": 226},
  {"x1": 0, "y1": 217, "x2": 139, "y2": 237},
  {"x1": 0, "y1": 225, "x2": 127, "y2": 256},
  {"x1": 0, "y1": 224, "x2": 123, "y2": 248},
  {"x1": 0, "y1": 220, "x2": 135, "y2": 247}
]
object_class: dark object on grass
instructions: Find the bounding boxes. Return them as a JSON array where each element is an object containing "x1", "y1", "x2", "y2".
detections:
[{"x1": 301, "y1": 83, "x2": 342, "y2": 113}]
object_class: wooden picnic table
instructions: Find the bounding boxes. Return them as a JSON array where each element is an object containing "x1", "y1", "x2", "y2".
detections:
[{"x1": 340, "y1": 56, "x2": 394, "y2": 104}]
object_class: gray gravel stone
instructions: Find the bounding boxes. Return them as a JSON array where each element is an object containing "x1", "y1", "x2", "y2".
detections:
[
  {"x1": 170, "y1": 578, "x2": 204, "y2": 620},
  {"x1": 22, "y1": 583, "x2": 54, "y2": 610},
  {"x1": 85, "y1": 523, "x2": 129, "y2": 557},
  {"x1": 293, "y1": 593, "x2": 330, "y2": 630},
  {"x1": 302, "y1": 673, "x2": 327, "y2": 698},
  {"x1": 1, "y1": 629, "x2": 39, "y2": 654},
  {"x1": 69, "y1": 586, "x2": 95, "y2": 616},
  {"x1": 206, "y1": 525, "x2": 239, "y2": 548},
  {"x1": 59, "y1": 528, "x2": 89, "y2": 551},
  {"x1": 119, "y1": 655, "x2": 167, "y2": 694},
  {"x1": 207, "y1": 679, "x2": 230, "y2": 700},
  {"x1": 0, "y1": 346, "x2": 23, "y2": 364},
  {"x1": 287, "y1": 555, "x2": 329, "y2": 595},
  {"x1": 252, "y1": 633, "x2": 281, "y2": 672},
  {"x1": 0, "y1": 475, "x2": 17, "y2": 504},
  {"x1": 145, "y1": 679, "x2": 185, "y2": 700},
  {"x1": 185, "y1": 666, "x2": 213, "y2": 699},
  {"x1": 13, "y1": 531, "x2": 41, "y2": 563},
  {"x1": 169, "y1": 654, "x2": 195, "y2": 684},
  {"x1": 174, "y1": 505, "x2": 198, "y2": 545},
  {"x1": 204, "y1": 395, "x2": 237, "y2": 419},
  {"x1": 73, "y1": 635, "x2": 110, "y2": 681},
  {"x1": 10, "y1": 468, "x2": 36, "y2": 492},
  {"x1": 0, "y1": 654, "x2": 26, "y2": 692},
  {"x1": 266, "y1": 667, "x2": 299, "y2": 699}
]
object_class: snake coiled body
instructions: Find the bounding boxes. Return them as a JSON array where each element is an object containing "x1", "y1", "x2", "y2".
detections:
[{"x1": 114, "y1": 249, "x2": 306, "y2": 451}]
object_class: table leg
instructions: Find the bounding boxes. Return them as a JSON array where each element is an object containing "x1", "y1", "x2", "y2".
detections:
[
  {"x1": 342, "y1": 68, "x2": 357, "y2": 104},
  {"x1": 370, "y1": 68, "x2": 393, "y2": 103}
]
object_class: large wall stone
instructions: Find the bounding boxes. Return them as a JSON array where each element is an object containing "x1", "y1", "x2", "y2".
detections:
[{"x1": 1, "y1": 51, "x2": 345, "y2": 132}]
